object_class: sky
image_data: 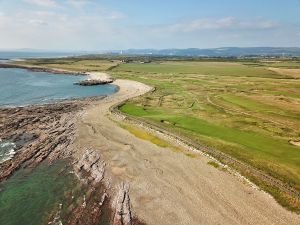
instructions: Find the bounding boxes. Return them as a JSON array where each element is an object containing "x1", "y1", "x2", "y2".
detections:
[{"x1": 0, "y1": 0, "x2": 300, "y2": 51}]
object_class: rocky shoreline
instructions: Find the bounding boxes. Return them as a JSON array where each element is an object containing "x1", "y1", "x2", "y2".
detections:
[
  {"x1": 0, "y1": 97, "x2": 99, "y2": 182},
  {"x1": 72, "y1": 149, "x2": 146, "y2": 225},
  {"x1": 0, "y1": 94, "x2": 146, "y2": 225},
  {"x1": 0, "y1": 65, "x2": 147, "y2": 224}
]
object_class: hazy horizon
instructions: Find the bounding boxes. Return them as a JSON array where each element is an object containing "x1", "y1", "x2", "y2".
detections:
[{"x1": 1, "y1": 46, "x2": 300, "y2": 53}]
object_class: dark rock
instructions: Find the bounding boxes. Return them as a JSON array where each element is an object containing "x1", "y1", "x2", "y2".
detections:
[
  {"x1": 0, "y1": 97, "x2": 102, "y2": 182},
  {"x1": 74, "y1": 79, "x2": 113, "y2": 86}
]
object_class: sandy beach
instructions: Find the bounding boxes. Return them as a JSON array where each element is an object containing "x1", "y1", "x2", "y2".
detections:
[{"x1": 74, "y1": 76, "x2": 300, "y2": 225}]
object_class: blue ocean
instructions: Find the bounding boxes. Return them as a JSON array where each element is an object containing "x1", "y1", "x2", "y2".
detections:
[{"x1": 0, "y1": 68, "x2": 116, "y2": 107}]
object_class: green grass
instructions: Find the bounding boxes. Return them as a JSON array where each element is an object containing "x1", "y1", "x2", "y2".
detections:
[
  {"x1": 261, "y1": 61, "x2": 300, "y2": 69},
  {"x1": 114, "y1": 61, "x2": 283, "y2": 78},
  {"x1": 219, "y1": 94, "x2": 300, "y2": 120},
  {"x1": 207, "y1": 161, "x2": 220, "y2": 168},
  {"x1": 119, "y1": 122, "x2": 181, "y2": 152}
]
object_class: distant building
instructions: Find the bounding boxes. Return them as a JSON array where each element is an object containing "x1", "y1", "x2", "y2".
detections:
[{"x1": 121, "y1": 59, "x2": 131, "y2": 63}]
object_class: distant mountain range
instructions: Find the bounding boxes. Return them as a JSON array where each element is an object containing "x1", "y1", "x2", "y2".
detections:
[{"x1": 111, "y1": 47, "x2": 300, "y2": 57}]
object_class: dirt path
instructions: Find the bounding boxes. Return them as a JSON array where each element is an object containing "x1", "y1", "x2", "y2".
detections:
[{"x1": 74, "y1": 79, "x2": 300, "y2": 225}]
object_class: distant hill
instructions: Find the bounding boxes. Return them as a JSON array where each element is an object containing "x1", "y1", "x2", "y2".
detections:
[
  {"x1": 2, "y1": 47, "x2": 300, "y2": 58},
  {"x1": 0, "y1": 50, "x2": 87, "y2": 59},
  {"x1": 112, "y1": 47, "x2": 300, "y2": 57}
]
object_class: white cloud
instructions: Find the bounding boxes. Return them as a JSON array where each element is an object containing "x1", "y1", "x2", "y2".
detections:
[
  {"x1": 66, "y1": 0, "x2": 90, "y2": 9},
  {"x1": 23, "y1": 0, "x2": 58, "y2": 8},
  {"x1": 105, "y1": 11, "x2": 125, "y2": 20},
  {"x1": 238, "y1": 20, "x2": 278, "y2": 29},
  {"x1": 29, "y1": 19, "x2": 48, "y2": 26},
  {"x1": 167, "y1": 17, "x2": 279, "y2": 33},
  {"x1": 169, "y1": 17, "x2": 234, "y2": 32},
  {"x1": 0, "y1": 5, "x2": 126, "y2": 50}
]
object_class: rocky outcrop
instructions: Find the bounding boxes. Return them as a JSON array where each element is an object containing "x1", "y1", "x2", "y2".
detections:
[
  {"x1": 74, "y1": 79, "x2": 113, "y2": 86},
  {"x1": 75, "y1": 149, "x2": 106, "y2": 183},
  {"x1": 58, "y1": 149, "x2": 110, "y2": 225},
  {"x1": 0, "y1": 97, "x2": 103, "y2": 182},
  {"x1": 113, "y1": 182, "x2": 132, "y2": 225},
  {"x1": 0, "y1": 90, "x2": 146, "y2": 224},
  {"x1": 73, "y1": 149, "x2": 147, "y2": 225}
]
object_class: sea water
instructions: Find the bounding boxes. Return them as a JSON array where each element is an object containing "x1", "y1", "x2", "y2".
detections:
[
  {"x1": 0, "y1": 68, "x2": 117, "y2": 107},
  {"x1": 0, "y1": 160, "x2": 83, "y2": 225}
]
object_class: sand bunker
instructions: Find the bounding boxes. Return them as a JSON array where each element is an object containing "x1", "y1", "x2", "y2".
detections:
[{"x1": 290, "y1": 140, "x2": 300, "y2": 147}]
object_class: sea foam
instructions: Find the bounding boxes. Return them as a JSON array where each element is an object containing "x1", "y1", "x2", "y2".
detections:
[{"x1": 0, "y1": 140, "x2": 16, "y2": 163}]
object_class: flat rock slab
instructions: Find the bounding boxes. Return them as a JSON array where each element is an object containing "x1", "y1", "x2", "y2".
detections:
[{"x1": 74, "y1": 79, "x2": 113, "y2": 86}]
